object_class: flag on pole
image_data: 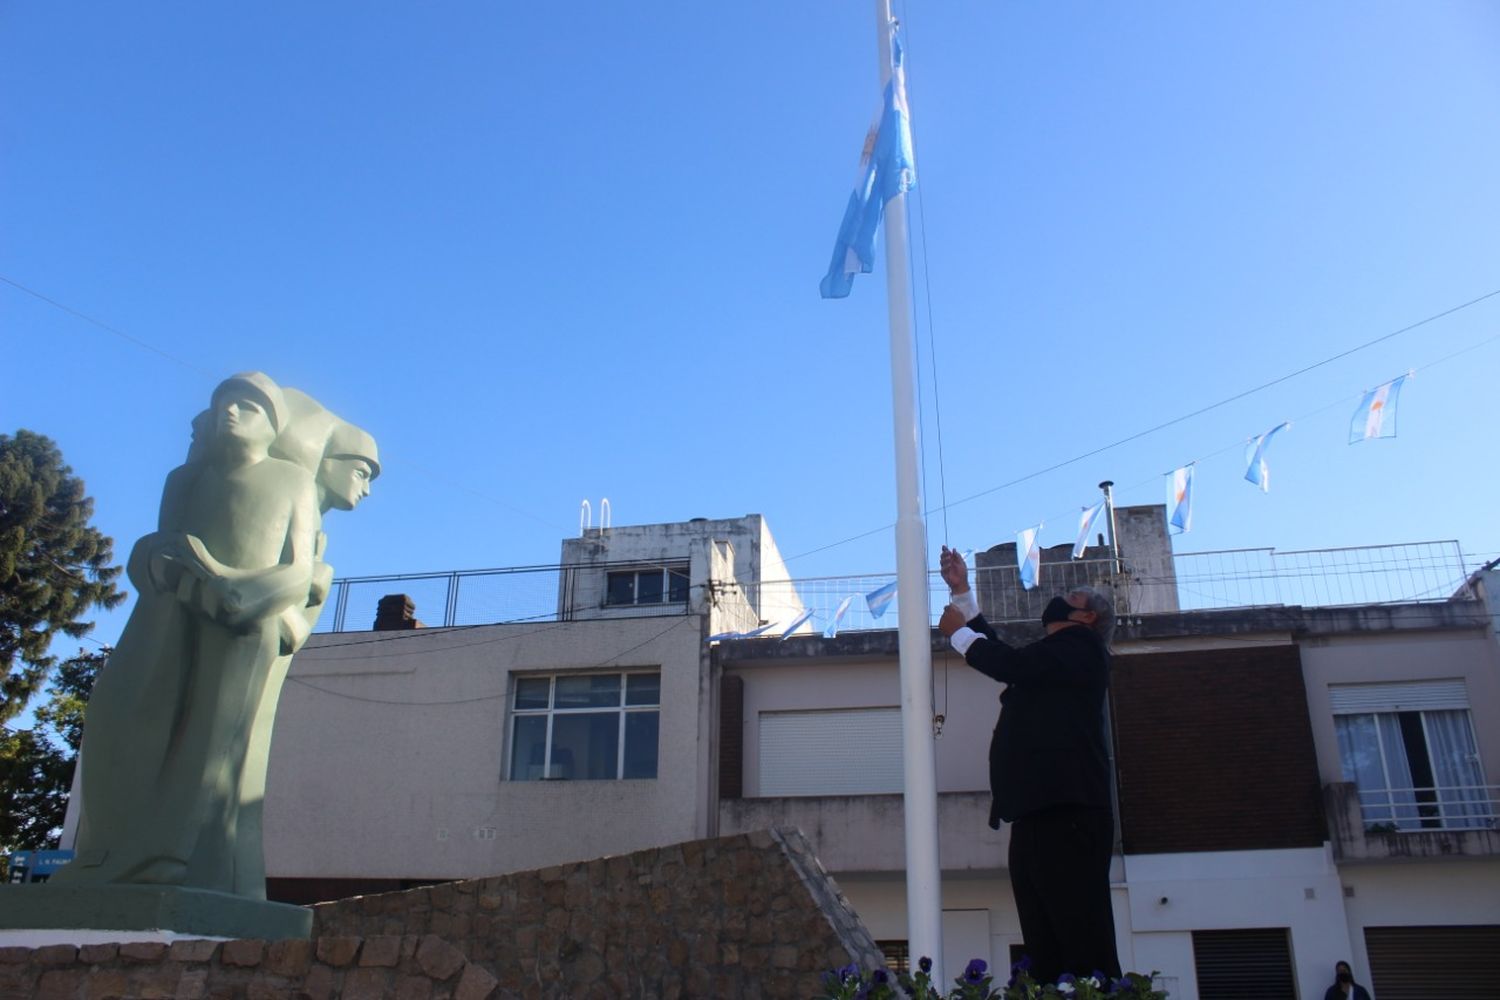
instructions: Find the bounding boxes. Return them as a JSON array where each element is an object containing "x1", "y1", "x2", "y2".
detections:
[
  {"x1": 1349, "y1": 374, "x2": 1409, "y2": 443},
  {"x1": 1168, "y1": 464, "x2": 1194, "y2": 534},
  {"x1": 1018, "y1": 525, "x2": 1043, "y2": 590},
  {"x1": 823, "y1": 595, "x2": 855, "y2": 638},
  {"x1": 1244, "y1": 422, "x2": 1291, "y2": 492},
  {"x1": 779, "y1": 608, "x2": 817, "y2": 640},
  {"x1": 865, "y1": 580, "x2": 898, "y2": 619},
  {"x1": 818, "y1": 26, "x2": 916, "y2": 299},
  {"x1": 1072, "y1": 502, "x2": 1105, "y2": 559}
]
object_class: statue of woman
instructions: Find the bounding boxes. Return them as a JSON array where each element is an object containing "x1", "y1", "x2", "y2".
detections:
[{"x1": 57, "y1": 372, "x2": 322, "y2": 896}]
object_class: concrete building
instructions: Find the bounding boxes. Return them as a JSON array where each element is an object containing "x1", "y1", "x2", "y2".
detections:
[{"x1": 254, "y1": 512, "x2": 1500, "y2": 998}]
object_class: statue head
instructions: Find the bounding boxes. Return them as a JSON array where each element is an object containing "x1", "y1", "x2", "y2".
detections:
[
  {"x1": 210, "y1": 372, "x2": 287, "y2": 456},
  {"x1": 318, "y1": 421, "x2": 380, "y2": 511}
]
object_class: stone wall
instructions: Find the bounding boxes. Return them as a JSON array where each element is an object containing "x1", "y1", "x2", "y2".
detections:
[
  {"x1": 0, "y1": 934, "x2": 498, "y2": 1000},
  {"x1": 0, "y1": 827, "x2": 883, "y2": 999},
  {"x1": 312, "y1": 826, "x2": 883, "y2": 998}
]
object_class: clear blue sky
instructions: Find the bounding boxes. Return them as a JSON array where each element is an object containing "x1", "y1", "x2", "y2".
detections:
[{"x1": 5, "y1": 2, "x2": 1500, "y2": 656}]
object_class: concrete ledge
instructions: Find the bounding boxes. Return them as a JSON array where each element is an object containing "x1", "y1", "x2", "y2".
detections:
[{"x1": 0, "y1": 884, "x2": 312, "y2": 941}]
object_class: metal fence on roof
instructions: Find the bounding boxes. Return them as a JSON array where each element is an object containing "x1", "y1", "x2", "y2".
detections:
[{"x1": 313, "y1": 540, "x2": 1480, "y2": 635}]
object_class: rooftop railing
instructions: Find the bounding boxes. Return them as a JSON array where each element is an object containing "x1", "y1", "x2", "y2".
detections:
[{"x1": 314, "y1": 539, "x2": 1483, "y2": 635}]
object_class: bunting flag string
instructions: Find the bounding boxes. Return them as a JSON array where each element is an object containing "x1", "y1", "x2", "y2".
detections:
[
  {"x1": 1072, "y1": 503, "x2": 1106, "y2": 559},
  {"x1": 1244, "y1": 421, "x2": 1291, "y2": 493},
  {"x1": 706, "y1": 366, "x2": 1429, "y2": 647},
  {"x1": 1168, "y1": 464, "x2": 1194, "y2": 534},
  {"x1": 1349, "y1": 373, "x2": 1409, "y2": 443},
  {"x1": 1018, "y1": 525, "x2": 1043, "y2": 590}
]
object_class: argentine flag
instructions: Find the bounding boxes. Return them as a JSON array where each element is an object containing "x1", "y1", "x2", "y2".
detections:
[
  {"x1": 1018, "y1": 525, "x2": 1043, "y2": 591},
  {"x1": 1244, "y1": 422, "x2": 1290, "y2": 493},
  {"x1": 1168, "y1": 464, "x2": 1194, "y2": 534},
  {"x1": 824, "y1": 595, "x2": 855, "y2": 638},
  {"x1": 819, "y1": 24, "x2": 916, "y2": 299},
  {"x1": 1072, "y1": 502, "x2": 1106, "y2": 559},
  {"x1": 1349, "y1": 374, "x2": 1408, "y2": 443},
  {"x1": 864, "y1": 580, "x2": 898, "y2": 619}
]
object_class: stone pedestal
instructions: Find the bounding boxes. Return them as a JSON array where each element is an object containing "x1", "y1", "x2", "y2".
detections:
[{"x1": 0, "y1": 884, "x2": 311, "y2": 941}]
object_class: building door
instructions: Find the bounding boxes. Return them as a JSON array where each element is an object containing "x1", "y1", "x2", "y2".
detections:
[
  {"x1": 1365, "y1": 925, "x2": 1500, "y2": 1000},
  {"x1": 1191, "y1": 928, "x2": 1296, "y2": 1000}
]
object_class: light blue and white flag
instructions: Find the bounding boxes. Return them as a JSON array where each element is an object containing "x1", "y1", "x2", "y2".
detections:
[
  {"x1": 819, "y1": 24, "x2": 916, "y2": 299},
  {"x1": 865, "y1": 580, "x2": 898, "y2": 619},
  {"x1": 706, "y1": 630, "x2": 740, "y2": 642},
  {"x1": 779, "y1": 608, "x2": 817, "y2": 640},
  {"x1": 824, "y1": 595, "x2": 855, "y2": 638},
  {"x1": 1244, "y1": 422, "x2": 1291, "y2": 493},
  {"x1": 740, "y1": 622, "x2": 776, "y2": 639},
  {"x1": 1018, "y1": 524, "x2": 1043, "y2": 590},
  {"x1": 1168, "y1": 464, "x2": 1194, "y2": 534},
  {"x1": 1072, "y1": 502, "x2": 1106, "y2": 560},
  {"x1": 1349, "y1": 374, "x2": 1408, "y2": 443}
]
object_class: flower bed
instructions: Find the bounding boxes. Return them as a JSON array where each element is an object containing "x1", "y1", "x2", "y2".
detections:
[{"x1": 818, "y1": 956, "x2": 1168, "y2": 999}]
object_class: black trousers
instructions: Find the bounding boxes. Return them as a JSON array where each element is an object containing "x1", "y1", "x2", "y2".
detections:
[{"x1": 1007, "y1": 803, "x2": 1122, "y2": 985}]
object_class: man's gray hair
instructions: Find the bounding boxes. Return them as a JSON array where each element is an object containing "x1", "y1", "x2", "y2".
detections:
[{"x1": 1068, "y1": 585, "x2": 1116, "y2": 647}]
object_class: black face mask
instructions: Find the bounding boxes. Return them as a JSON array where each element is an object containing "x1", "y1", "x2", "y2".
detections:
[
  {"x1": 1041, "y1": 596, "x2": 1078, "y2": 626},
  {"x1": 1337, "y1": 972, "x2": 1353, "y2": 984}
]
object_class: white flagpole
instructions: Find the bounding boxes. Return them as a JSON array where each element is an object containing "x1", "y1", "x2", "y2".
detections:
[{"x1": 874, "y1": 0, "x2": 944, "y2": 978}]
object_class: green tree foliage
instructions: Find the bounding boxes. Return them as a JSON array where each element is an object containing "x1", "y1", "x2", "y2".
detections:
[
  {"x1": 0, "y1": 649, "x2": 105, "y2": 853},
  {"x1": 0, "y1": 429, "x2": 124, "y2": 724}
]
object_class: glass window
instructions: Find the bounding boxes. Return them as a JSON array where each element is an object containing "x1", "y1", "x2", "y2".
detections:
[
  {"x1": 668, "y1": 568, "x2": 690, "y2": 603},
  {"x1": 602, "y1": 566, "x2": 690, "y2": 607},
  {"x1": 1335, "y1": 708, "x2": 1492, "y2": 830},
  {"x1": 606, "y1": 572, "x2": 635, "y2": 606},
  {"x1": 509, "y1": 671, "x2": 660, "y2": 781}
]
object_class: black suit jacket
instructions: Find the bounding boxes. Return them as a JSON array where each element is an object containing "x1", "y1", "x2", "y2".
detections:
[{"x1": 963, "y1": 617, "x2": 1113, "y2": 828}]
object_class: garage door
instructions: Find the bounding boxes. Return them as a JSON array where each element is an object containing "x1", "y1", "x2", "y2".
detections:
[{"x1": 1365, "y1": 925, "x2": 1500, "y2": 1000}]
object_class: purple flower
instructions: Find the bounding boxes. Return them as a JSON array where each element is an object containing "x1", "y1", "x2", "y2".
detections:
[
  {"x1": 1058, "y1": 972, "x2": 1077, "y2": 985},
  {"x1": 963, "y1": 959, "x2": 988, "y2": 984},
  {"x1": 918, "y1": 956, "x2": 933, "y2": 974},
  {"x1": 872, "y1": 969, "x2": 889, "y2": 984}
]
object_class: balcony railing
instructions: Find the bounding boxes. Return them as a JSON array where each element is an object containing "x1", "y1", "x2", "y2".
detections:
[
  {"x1": 314, "y1": 540, "x2": 1482, "y2": 635},
  {"x1": 1356, "y1": 784, "x2": 1500, "y2": 832}
]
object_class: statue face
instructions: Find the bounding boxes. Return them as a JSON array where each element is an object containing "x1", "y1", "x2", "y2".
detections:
[
  {"x1": 318, "y1": 456, "x2": 375, "y2": 510},
  {"x1": 216, "y1": 394, "x2": 277, "y2": 449}
]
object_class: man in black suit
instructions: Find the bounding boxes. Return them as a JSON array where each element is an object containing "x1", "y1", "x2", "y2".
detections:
[{"x1": 937, "y1": 545, "x2": 1121, "y2": 985}]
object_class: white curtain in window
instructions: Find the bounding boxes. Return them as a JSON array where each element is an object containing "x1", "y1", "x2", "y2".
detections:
[
  {"x1": 1335, "y1": 713, "x2": 1418, "y2": 828},
  {"x1": 1424, "y1": 709, "x2": 1492, "y2": 829}
]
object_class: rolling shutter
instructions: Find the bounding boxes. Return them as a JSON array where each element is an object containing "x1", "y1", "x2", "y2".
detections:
[
  {"x1": 758, "y1": 707, "x2": 904, "y2": 796},
  {"x1": 1191, "y1": 928, "x2": 1295, "y2": 1000},
  {"x1": 1365, "y1": 925, "x2": 1500, "y2": 1000},
  {"x1": 1328, "y1": 680, "x2": 1468, "y2": 714}
]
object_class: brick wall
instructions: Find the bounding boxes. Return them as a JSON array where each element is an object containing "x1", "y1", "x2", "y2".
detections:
[{"x1": 1111, "y1": 644, "x2": 1325, "y2": 854}]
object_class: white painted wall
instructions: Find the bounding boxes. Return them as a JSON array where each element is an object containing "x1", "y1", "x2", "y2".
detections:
[
  {"x1": 263, "y1": 614, "x2": 708, "y2": 880},
  {"x1": 1124, "y1": 847, "x2": 1351, "y2": 1000}
]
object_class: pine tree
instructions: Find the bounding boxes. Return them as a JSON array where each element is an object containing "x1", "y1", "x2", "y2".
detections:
[
  {"x1": 0, "y1": 649, "x2": 104, "y2": 853},
  {"x1": 0, "y1": 430, "x2": 124, "y2": 724}
]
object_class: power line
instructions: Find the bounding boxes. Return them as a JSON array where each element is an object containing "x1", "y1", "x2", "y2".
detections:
[{"x1": 784, "y1": 285, "x2": 1500, "y2": 563}]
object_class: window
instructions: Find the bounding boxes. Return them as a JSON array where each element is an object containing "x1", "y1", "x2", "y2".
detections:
[
  {"x1": 605, "y1": 566, "x2": 689, "y2": 607},
  {"x1": 1331, "y1": 681, "x2": 1494, "y2": 831},
  {"x1": 509, "y1": 672, "x2": 660, "y2": 781}
]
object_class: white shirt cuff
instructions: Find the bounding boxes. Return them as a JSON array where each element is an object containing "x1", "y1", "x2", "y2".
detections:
[
  {"x1": 949, "y1": 589, "x2": 980, "y2": 621},
  {"x1": 949, "y1": 626, "x2": 980, "y2": 655}
]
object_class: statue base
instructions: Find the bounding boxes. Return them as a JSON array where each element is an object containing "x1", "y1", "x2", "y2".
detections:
[{"x1": 0, "y1": 884, "x2": 312, "y2": 941}]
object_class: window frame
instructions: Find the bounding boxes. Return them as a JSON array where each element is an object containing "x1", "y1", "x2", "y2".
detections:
[
  {"x1": 603, "y1": 565, "x2": 690, "y2": 608},
  {"x1": 508, "y1": 670, "x2": 661, "y2": 782}
]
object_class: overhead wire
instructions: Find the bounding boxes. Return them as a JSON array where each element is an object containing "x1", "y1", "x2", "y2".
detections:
[{"x1": 782, "y1": 284, "x2": 1500, "y2": 564}]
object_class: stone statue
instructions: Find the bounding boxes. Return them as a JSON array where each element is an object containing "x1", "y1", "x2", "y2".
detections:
[{"x1": 40, "y1": 372, "x2": 378, "y2": 937}]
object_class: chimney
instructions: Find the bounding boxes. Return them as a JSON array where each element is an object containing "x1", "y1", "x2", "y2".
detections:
[{"x1": 374, "y1": 593, "x2": 424, "y2": 631}]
